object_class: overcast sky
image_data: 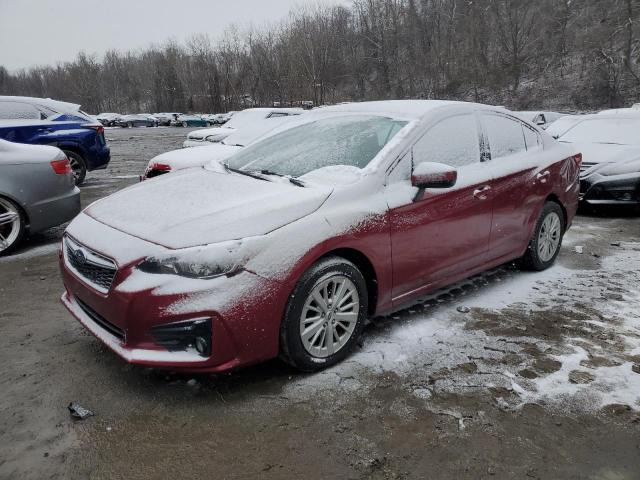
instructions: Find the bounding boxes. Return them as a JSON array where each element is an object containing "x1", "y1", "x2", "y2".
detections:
[{"x1": 0, "y1": 0, "x2": 347, "y2": 71}]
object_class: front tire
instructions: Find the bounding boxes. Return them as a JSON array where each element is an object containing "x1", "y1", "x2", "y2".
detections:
[
  {"x1": 63, "y1": 150, "x2": 87, "y2": 186},
  {"x1": 280, "y1": 256, "x2": 368, "y2": 372},
  {"x1": 520, "y1": 201, "x2": 565, "y2": 271},
  {"x1": 0, "y1": 197, "x2": 26, "y2": 256}
]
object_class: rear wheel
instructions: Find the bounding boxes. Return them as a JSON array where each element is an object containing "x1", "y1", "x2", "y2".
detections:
[
  {"x1": 280, "y1": 256, "x2": 368, "y2": 371},
  {"x1": 0, "y1": 197, "x2": 26, "y2": 256},
  {"x1": 64, "y1": 150, "x2": 87, "y2": 186},
  {"x1": 520, "y1": 201, "x2": 565, "y2": 271}
]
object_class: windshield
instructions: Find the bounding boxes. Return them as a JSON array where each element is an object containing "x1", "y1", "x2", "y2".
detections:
[
  {"x1": 226, "y1": 115, "x2": 407, "y2": 177},
  {"x1": 559, "y1": 118, "x2": 640, "y2": 145}
]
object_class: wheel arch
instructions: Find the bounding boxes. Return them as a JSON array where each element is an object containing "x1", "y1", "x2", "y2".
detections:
[
  {"x1": 316, "y1": 247, "x2": 379, "y2": 316},
  {"x1": 545, "y1": 193, "x2": 567, "y2": 227}
]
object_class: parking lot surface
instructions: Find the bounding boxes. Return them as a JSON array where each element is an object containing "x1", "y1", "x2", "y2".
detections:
[{"x1": 1, "y1": 127, "x2": 639, "y2": 479}]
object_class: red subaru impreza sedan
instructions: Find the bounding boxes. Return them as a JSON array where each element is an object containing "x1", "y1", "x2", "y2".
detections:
[{"x1": 60, "y1": 101, "x2": 581, "y2": 372}]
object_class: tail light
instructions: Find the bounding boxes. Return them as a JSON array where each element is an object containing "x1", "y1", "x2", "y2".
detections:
[
  {"x1": 51, "y1": 158, "x2": 72, "y2": 175},
  {"x1": 84, "y1": 124, "x2": 105, "y2": 136},
  {"x1": 151, "y1": 163, "x2": 172, "y2": 172},
  {"x1": 573, "y1": 153, "x2": 582, "y2": 167}
]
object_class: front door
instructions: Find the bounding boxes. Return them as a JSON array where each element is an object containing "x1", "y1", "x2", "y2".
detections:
[{"x1": 386, "y1": 112, "x2": 494, "y2": 305}]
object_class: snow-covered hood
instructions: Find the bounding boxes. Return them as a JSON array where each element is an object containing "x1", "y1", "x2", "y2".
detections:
[
  {"x1": 148, "y1": 144, "x2": 242, "y2": 171},
  {"x1": 85, "y1": 168, "x2": 332, "y2": 249},
  {"x1": 567, "y1": 142, "x2": 640, "y2": 165},
  {"x1": 187, "y1": 126, "x2": 235, "y2": 140}
]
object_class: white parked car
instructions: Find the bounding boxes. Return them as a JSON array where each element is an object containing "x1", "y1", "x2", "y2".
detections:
[
  {"x1": 514, "y1": 111, "x2": 566, "y2": 129},
  {"x1": 183, "y1": 108, "x2": 302, "y2": 147},
  {"x1": 145, "y1": 116, "x2": 300, "y2": 179}
]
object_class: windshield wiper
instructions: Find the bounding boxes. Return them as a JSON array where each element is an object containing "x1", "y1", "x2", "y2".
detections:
[
  {"x1": 259, "y1": 169, "x2": 306, "y2": 187},
  {"x1": 223, "y1": 164, "x2": 269, "y2": 182}
]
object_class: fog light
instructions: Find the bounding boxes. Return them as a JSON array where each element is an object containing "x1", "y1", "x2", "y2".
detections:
[
  {"x1": 194, "y1": 336, "x2": 210, "y2": 356},
  {"x1": 150, "y1": 317, "x2": 212, "y2": 357}
]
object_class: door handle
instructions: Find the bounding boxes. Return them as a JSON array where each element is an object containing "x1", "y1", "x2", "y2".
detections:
[
  {"x1": 473, "y1": 185, "x2": 491, "y2": 200},
  {"x1": 536, "y1": 171, "x2": 550, "y2": 183}
]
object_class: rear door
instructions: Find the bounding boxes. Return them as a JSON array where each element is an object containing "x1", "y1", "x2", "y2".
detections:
[
  {"x1": 481, "y1": 112, "x2": 551, "y2": 262},
  {"x1": 387, "y1": 112, "x2": 494, "y2": 304}
]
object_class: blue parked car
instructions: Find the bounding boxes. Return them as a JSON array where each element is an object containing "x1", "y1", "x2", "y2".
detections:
[{"x1": 0, "y1": 96, "x2": 110, "y2": 185}]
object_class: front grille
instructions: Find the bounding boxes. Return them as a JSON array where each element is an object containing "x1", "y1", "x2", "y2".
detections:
[
  {"x1": 76, "y1": 297, "x2": 125, "y2": 342},
  {"x1": 65, "y1": 235, "x2": 117, "y2": 293}
]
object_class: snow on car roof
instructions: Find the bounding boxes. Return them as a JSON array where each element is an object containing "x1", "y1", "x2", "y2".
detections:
[
  {"x1": 314, "y1": 100, "x2": 482, "y2": 120},
  {"x1": 0, "y1": 95, "x2": 81, "y2": 113}
]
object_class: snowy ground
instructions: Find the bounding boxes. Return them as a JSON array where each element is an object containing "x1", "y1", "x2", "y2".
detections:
[{"x1": 1, "y1": 127, "x2": 639, "y2": 479}]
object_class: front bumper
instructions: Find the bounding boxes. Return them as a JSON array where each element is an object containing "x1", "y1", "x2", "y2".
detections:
[
  {"x1": 580, "y1": 172, "x2": 640, "y2": 205},
  {"x1": 58, "y1": 222, "x2": 288, "y2": 372}
]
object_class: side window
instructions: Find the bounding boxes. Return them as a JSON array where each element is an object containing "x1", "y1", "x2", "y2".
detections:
[
  {"x1": 0, "y1": 102, "x2": 40, "y2": 120},
  {"x1": 413, "y1": 114, "x2": 481, "y2": 168},
  {"x1": 483, "y1": 114, "x2": 527, "y2": 159},
  {"x1": 522, "y1": 125, "x2": 541, "y2": 151}
]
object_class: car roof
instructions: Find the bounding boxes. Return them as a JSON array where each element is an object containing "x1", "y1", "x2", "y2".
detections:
[
  {"x1": 313, "y1": 100, "x2": 488, "y2": 120},
  {"x1": 0, "y1": 95, "x2": 81, "y2": 113}
]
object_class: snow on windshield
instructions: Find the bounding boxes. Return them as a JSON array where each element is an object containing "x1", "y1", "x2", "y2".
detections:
[
  {"x1": 226, "y1": 115, "x2": 408, "y2": 177},
  {"x1": 559, "y1": 118, "x2": 640, "y2": 145}
]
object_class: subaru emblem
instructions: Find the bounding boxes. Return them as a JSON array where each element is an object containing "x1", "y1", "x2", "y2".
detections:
[{"x1": 74, "y1": 248, "x2": 86, "y2": 265}]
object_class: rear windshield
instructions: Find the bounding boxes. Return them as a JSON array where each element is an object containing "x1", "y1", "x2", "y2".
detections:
[{"x1": 226, "y1": 115, "x2": 407, "y2": 177}]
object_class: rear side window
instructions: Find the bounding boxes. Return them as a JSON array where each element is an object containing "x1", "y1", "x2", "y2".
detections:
[
  {"x1": 484, "y1": 114, "x2": 527, "y2": 159},
  {"x1": 413, "y1": 114, "x2": 480, "y2": 167},
  {"x1": 0, "y1": 101, "x2": 40, "y2": 120}
]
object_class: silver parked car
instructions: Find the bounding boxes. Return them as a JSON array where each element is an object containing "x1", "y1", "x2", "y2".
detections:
[{"x1": 0, "y1": 139, "x2": 81, "y2": 255}]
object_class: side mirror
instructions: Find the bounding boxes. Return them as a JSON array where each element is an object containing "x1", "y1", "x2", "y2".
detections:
[
  {"x1": 411, "y1": 162, "x2": 457, "y2": 188},
  {"x1": 536, "y1": 119, "x2": 546, "y2": 126}
]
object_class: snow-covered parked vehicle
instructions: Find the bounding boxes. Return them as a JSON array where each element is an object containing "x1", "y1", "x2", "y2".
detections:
[
  {"x1": 0, "y1": 139, "x2": 80, "y2": 255},
  {"x1": 59, "y1": 100, "x2": 580, "y2": 373},
  {"x1": 553, "y1": 113, "x2": 640, "y2": 206},
  {"x1": 144, "y1": 115, "x2": 302, "y2": 179},
  {"x1": 183, "y1": 108, "x2": 302, "y2": 147},
  {"x1": 96, "y1": 113, "x2": 121, "y2": 127},
  {"x1": 172, "y1": 115, "x2": 207, "y2": 127},
  {"x1": 115, "y1": 114, "x2": 156, "y2": 128},
  {"x1": 514, "y1": 111, "x2": 566, "y2": 129}
]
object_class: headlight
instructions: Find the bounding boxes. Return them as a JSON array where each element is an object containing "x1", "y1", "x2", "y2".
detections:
[
  {"x1": 598, "y1": 160, "x2": 640, "y2": 176},
  {"x1": 205, "y1": 134, "x2": 226, "y2": 143},
  {"x1": 137, "y1": 239, "x2": 255, "y2": 279}
]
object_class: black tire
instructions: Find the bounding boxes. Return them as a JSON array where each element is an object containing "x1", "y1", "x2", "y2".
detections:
[
  {"x1": 519, "y1": 201, "x2": 565, "y2": 271},
  {"x1": 127, "y1": 122, "x2": 133, "y2": 128},
  {"x1": 280, "y1": 256, "x2": 368, "y2": 372},
  {"x1": 0, "y1": 196, "x2": 26, "y2": 257},
  {"x1": 63, "y1": 150, "x2": 87, "y2": 186}
]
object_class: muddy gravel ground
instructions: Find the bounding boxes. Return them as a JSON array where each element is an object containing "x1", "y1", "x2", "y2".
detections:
[{"x1": 1, "y1": 127, "x2": 640, "y2": 480}]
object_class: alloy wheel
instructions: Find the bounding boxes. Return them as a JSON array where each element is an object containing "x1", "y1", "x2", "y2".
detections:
[
  {"x1": 537, "y1": 211, "x2": 561, "y2": 262},
  {"x1": 299, "y1": 275, "x2": 360, "y2": 358},
  {"x1": 0, "y1": 198, "x2": 21, "y2": 253},
  {"x1": 68, "y1": 155, "x2": 82, "y2": 182}
]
